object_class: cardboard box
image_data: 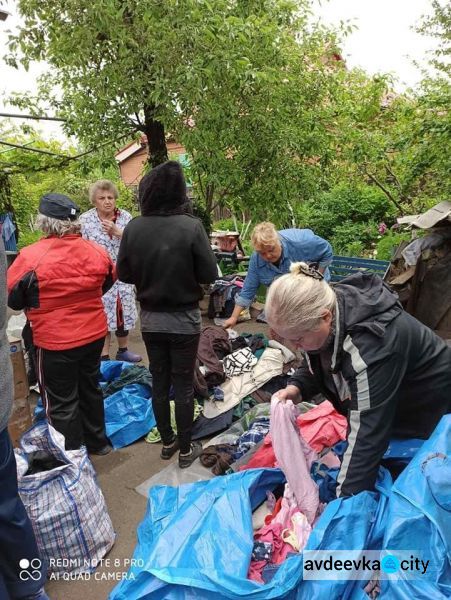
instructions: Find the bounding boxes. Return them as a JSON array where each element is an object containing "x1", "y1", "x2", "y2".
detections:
[
  {"x1": 9, "y1": 338, "x2": 29, "y2": 400},
  {"x1": 8, "y1": 337, "x2": 32, "y2": 446},
  {"x1": 8, "y1": 396, "x2": 32, "y2": 447}
]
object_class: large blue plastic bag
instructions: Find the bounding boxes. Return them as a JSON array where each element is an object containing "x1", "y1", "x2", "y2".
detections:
[
  {"x1": 381, "y1": 415, "x2": 451, "y2": 599},
  {"x1": 15, "y1": 421, "x2": 115, "y2": 576},
  {"x1": 100, "y1": 359, "x2": 133, "y2": 382},
  {"x1": 110, "y1": 467, "x2": 391, "y2": 600},
  {"x1": 300, "y1": 467, "x2": 392, "y2": 600},
  {"x1": 105, "y1": 383, "x2": 156, "y2": 449}
]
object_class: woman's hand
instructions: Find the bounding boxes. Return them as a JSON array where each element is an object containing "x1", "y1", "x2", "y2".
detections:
[
  {"x1": 274, "y1": 384, "x2": 302, "y2": 404},
  {"x1": 222, "y1": 316, "x2": 238, "y2": 329},
  {"x1": 101, "y1": 220, "x2": 122, "y2": 238}
]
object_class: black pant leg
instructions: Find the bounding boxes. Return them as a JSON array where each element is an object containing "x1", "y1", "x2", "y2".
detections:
[
  {"x1": 142, "y1": 332, "x2": 173, "y2": 445},
  {"x1": 78, "y1": 337, "x2": 109, "y2": 451},
  {"x1": 170, "y1": 333, "x2": 200, "y2": 454},
  {"x1": 37, "y1": 346, "x2": 83, "y2": 450},
  {"x1": 22, "y1": 320, "x2": 38, "y2": 386}
]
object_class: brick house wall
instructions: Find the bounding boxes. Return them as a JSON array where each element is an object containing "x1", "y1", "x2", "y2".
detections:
[
  {"x1": 115, "y1": 140, "x2": 233, "y2": 221},
  {"x1": 116, "y1": 141, "x2": 187, "y2": 188}
]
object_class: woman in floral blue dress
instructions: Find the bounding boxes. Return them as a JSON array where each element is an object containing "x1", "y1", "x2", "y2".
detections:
[{"x1": 80, "y1": 180, "x2": 141, "y2": 362}]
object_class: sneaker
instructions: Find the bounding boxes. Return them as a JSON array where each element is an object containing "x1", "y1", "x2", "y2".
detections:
[
  {"x1": 116, "y1": 350, "x2": 142, "y2": 363},
  {"x1": 88, "y1": 444, "x2": 113, "y2": 456},
  {"x1": 179, "y1": 441, "x2": 203, "y2": 469},
  {"x1": 160, "y1": 437, "x2": 179, "y2": 460}
]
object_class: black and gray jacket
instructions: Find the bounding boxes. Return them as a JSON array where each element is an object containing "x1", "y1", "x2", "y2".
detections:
[
  {"x1": 117, "y1": 214, "x2": 217, "y2": 312},
  {"x1": 289, "y1": 273, "x2": 451, "y2": 497}
]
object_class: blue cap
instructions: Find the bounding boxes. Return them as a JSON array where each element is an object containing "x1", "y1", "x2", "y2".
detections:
[{"x1": 39, "y1": 193, "x2": 80, "y2": 221}]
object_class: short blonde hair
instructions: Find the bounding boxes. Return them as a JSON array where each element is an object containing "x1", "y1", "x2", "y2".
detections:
[
  {"x1": 89, "y1": 180, "x2": 118, "y2": 204},
  {"x1": 251, "y1": 222, "x2": 279, "y2": 248},
  {"x1": 266, "y1": 262, "x2": 336, "y2": 335}
]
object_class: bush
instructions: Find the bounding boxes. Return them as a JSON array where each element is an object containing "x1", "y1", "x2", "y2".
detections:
[
  {"x1": 310, "y1": 184, "x2": 395, "y2": 239},
  {"x1": 18, "y1": 228, "x2": 43, "y2": 249},
  {"x1": 212, "y1": 218, "x2": 237, "y2": 232},
  {"x1": 375, "y1": 230, "x2": 412, "y2": 260},
  {"x1": 294, "y1": 183, "x2": 397, "y2": 256},
  {"x1": 330, "y1": 220, "x2": 380, "y2": 256}
]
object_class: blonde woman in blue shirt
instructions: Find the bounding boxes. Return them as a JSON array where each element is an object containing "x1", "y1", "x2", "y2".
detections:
[{"x1": 223, "y1": 222, "x2": 333, "y2": 329}]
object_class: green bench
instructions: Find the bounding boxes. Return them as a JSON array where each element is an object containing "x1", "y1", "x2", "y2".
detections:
[
  {"x1": 329, "y1": 255, "x2": 390, "y2": 283},
  {"x1": 214, "y1": 253, "x2": 390, "y2": 286}
]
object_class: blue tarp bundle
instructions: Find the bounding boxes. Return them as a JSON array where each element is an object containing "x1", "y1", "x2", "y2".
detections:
[
  {"x1": 110, "y1": 468, "x2": 391, "y2": 599},
  {"x1": 99, "y1": 360, "x2": 134, "y2": 385},
  {"x1": 100, "y1": 361, "x2": 155, "y2": 449},
  {"x1": 104, "y1": 383, "x2": 156, "y2": 449},
  {"x1": 110, "y1": 415, "x2": 451, "y2": 600}
]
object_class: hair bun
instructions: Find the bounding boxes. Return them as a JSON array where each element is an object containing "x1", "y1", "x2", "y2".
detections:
[{"x1": 290, "y1": 261, "x2": 309, "y2": 275}]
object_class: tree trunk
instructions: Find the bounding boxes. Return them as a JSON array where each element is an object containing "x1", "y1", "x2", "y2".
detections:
[
  {"x1": 143, "y1": 104, "x2": 168, "y2": 168},
  {"x1": 205, "y1": 183, "x2": 215, "y2": 215}
]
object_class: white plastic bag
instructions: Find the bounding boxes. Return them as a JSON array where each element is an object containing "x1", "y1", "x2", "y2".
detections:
[{"x1": 7, "y1": 311, "x2": 27, "y2": 339}]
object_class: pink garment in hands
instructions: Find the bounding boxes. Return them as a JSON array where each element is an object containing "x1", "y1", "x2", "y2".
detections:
[
  {"x1": 270, "y1": 396, "x2": 319, "y2": 524},
  {"x1": 296, "y1": 400, "x2": 347, "y2": 452}
]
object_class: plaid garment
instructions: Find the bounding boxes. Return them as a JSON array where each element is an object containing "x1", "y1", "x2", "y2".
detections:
[
  {"x1": 233, "y1": 417, "x2": 271, "y2": 460},
  {"x1": 15, "y1": 422, "x2": 115, "y2": 576}
]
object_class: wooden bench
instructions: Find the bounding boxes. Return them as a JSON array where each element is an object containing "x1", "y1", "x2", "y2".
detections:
[{"x1": 329, "y1": 255, "x2": 390, "y2": 283}]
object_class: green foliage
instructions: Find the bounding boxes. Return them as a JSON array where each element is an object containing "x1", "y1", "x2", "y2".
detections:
[
  {"x1": 1, "y1": 124, "x2": 131, "y2": 245},
  {"x1": 417, "y1": 1, "x2": 451, "y2": 76},
  {"x1": 330, "y1": 222, "x2": 379, "y2": 256},
  {"x1": 375, "y1": 230, "x2": 412, "y2": 261},
  {"x1": 18, "y1": 229, "x2": 43, "y2": 249},
  {"x1": 3, "y1": 0, "x2": 449, "y2": 259},
  {"x1": 191, "y1": 199, "x2": 212, "y2": 235},
  {"x1": 293, "y1": 183, "x2": 393, "y2": 256},
  {"x1": 304, "y1": 183, "x2": 393, "y2": 237},
  {"x1": 7, "y1": 0, "x2": 355, "y2": 220},
  {"x1": 212, "y1": 218, "x2": 237, "y2": 232}
]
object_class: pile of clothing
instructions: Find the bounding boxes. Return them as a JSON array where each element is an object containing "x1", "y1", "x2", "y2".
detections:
[
  {"x1": 190, "y1": 327, "x2": 300, "y2": 439},
  {"x1": 238, "y1": 400, "x2": 347, "y2": 472},
  {"x1": 200, "y1": 417, "x2": 271, "y2": 475},
  {"x1": 207, "y1": 275, "x2": 245, "y2": 319}
]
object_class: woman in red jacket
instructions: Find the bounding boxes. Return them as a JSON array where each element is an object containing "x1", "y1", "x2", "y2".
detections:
[{"x1": 7, "y1": 194, "x2": 116, "y2": 454}]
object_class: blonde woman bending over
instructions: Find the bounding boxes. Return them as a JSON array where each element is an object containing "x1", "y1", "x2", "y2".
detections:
[{"x1": 223, "y1": 222, "x2": 333, "y2": 329}]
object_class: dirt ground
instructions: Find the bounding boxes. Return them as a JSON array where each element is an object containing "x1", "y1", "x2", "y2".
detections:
[{"x1": 43, "y1": 315, "x2": 270, "y2": 600}]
